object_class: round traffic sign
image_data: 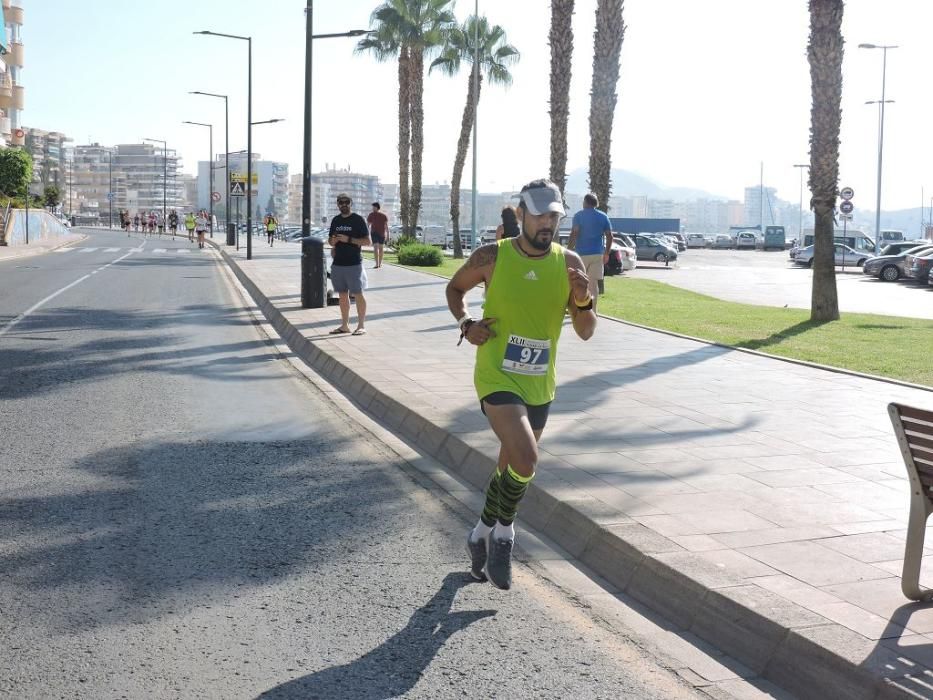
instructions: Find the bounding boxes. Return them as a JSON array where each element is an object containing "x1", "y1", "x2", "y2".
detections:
[
  {"x1": 840, "y1": 186, "x2": 854, "y2": 201},
  {"x1": 839, "y1": 200, "x2": 854, "y2": 214},
  {"x1": 211, "y1": 191, "x2": 222, "y2": 203}
]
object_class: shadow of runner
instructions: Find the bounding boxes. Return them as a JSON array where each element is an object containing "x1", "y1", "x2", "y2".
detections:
[
  {"x1": 256, "y1": 572, "x2": 494, "y2": 700},
  {"x1": 856, "y1": 602, "x2": 933, "y2": 699}
]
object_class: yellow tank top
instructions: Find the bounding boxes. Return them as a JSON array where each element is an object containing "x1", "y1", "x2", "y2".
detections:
[{"x1": 474, "y1": 239, "x2": 570, "y2": 406}]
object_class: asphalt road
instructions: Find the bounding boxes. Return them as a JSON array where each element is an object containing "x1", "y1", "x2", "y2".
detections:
[
  {"x1": 0, "y1": 229, "x2": 703, "y2": 699},
  {"x1": 627, "y1": 248, "x2": 933, "y2": 319}
]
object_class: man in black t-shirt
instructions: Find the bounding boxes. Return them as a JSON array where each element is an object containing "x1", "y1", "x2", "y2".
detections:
[{"x1": 328, "y1": 193, "x2": 371, "y2": 335}]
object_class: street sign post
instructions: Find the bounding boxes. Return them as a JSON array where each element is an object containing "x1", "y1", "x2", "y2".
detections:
[
  {"x1": 840, "y1": 200, "x2": 854, "y2": 215},
  {"x1": 230, "y1": 181, "x2": 246, "y2": 197},
  {"x1": 840, "y1": 186, "x2": 855, "y2": 201},
  {"x1": 211, "y1": 191, "x2": 222, "y2": 203}
]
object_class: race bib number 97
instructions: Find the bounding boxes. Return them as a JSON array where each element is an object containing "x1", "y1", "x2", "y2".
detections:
[{"x1": 502, "y1": 335, "x2": 551, "y2": 376}]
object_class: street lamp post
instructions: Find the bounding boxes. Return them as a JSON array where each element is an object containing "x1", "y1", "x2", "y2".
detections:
[
  {"x1": 302, "y1": 2, "x2": 369, "y2": 239},
  {"x1": 196, "y1": 30, "x2": 253, "y2": 258},
  {"x1": 793, "y1": 163, "x2": 809, "y2": 245},
  {"x1": 859, "y1": 43, "x2": 898, "y2": 256},
  {"x1": 192, "y1": 91, "x2": 229, "y2": 242},
  {"x1": 183, "y1": 120, "x2": 214, "y2": 237},
  {"x1": 143, "y1": 138, "x2": 168, "y2": 232},
  {"x1": 108, "y1": 149, "x2": 113, "y2": 229}
]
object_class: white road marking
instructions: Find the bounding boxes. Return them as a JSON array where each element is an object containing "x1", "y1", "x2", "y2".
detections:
[
  {"x1": 52, "y1": 248, "x2": 75, "y2": 253},
  {"x1": 0, "y1": 246, "x2": 141, "y2": 338},
  {"x1": 77, "y1": 247, "x2": 99, "y2": 253},
  {"x1": 104, "y1": 247, "x2": 121, "y2": 252},
  {"x1": 174, "y1": 249, "x2": 189, "y2": 254},
  {"x1": 153, "y1": 248, "x2": 167, "y2": 253}
]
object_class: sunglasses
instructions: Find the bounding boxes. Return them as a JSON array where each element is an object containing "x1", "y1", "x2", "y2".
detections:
[{"x1": 337, "y1": 200, "x2": 351, "y2": 205}]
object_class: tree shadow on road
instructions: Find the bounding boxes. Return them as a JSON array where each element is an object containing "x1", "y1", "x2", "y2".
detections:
[{"x1": 256, "y1": 572, "x2": 494, "y2": 700}]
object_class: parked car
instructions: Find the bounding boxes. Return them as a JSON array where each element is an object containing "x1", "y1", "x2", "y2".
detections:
[
  {"x1": 929, "y1": 267, "x2": 933, "y2": 287},
  {"x1": 906, "y1": 250, "x2": 933, "y2": 282},
  {"x1": 712, "y1": 234, "x2": 733, "y2": 249},
  {"x1": 611, "y1": 234, "x2": 637, "y2": 271},
  {"x1": 880, "y1": 241, "x2": 929, "y2": 256},
  {"x1": 862, "y1": 244, "x2": 933, "y2": 281},
  {"x1": 686, "y1": 233, "x2": 708, "y2": 248},
  {"x1": 735, "y1": 231, "x2": 757, "y2": 250},
  {"x1": 793, "y1": 243, "x2": 868, "y2": 268},
  {"x1": 632, "y1": 234, "x2": 678, "y2": 263}
]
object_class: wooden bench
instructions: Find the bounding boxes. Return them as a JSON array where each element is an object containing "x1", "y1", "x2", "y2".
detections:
[{"x1": 889, "y1": 402, "x2": 933, "y2": 600}]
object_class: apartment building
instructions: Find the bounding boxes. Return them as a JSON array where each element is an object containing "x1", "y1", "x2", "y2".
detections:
[
  {"x1": 0, "y1": 0, "x2": 24, "y2": 147},
  {"x1": 70, "y1": 143, "x2": 184, "y2": 225},
  {"x1": 23, "y1": 128, "x2": 71, "y2": 189},
  {"x1": 286, "y1": 173, "x2": 331, "y2": 226},
  {"x1": 311, "y1": 165, "x2": 381, "y2": 222},
  {"x1": 198, "y1": 153, "x2": 289, "y2": 223}
]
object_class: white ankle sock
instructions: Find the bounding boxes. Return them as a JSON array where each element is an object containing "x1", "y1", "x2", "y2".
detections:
[
  {"x1": 471, "y1": 521, "x2": 493, "y2": 542},
  {"x1": 494, "y1": 522, "x2": 515, "y2": 541}
]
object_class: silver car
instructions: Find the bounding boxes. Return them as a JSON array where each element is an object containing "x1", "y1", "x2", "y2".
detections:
[{"x1": 793, "y1": 244, "x2": 869, "y2": 268}]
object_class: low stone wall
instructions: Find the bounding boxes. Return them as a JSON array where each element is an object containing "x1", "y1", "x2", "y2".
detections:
[{"x1": 2, "y1": 209, "x2": 71, "y2": 246}]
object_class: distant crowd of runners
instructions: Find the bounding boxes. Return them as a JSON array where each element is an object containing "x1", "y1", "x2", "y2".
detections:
[{"x1": 117, "y1": 209, "x2": 212, "y2": 248}]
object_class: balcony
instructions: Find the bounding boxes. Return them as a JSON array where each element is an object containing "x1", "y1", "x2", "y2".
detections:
[
  {"x1": 6, "y1": 41, "x2": 24, "y2": 67},
  {"x1": 0, "y1": 115, "x2": 10, "y2": 136},
  {"x1": 0, "y1": 73, "x2": 10, "y2": 98},
  {"x1": 1, "y1": 0, "x2": 10, "y2": 10},
  {"x1": 3, "y1": 4, "x2": 22, "y2": 25},
  {"x1": 12, "y1": 83, "x2": 23, "y2": 109}
]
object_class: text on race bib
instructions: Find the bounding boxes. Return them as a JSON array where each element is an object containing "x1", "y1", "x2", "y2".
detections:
[{"x1": 501, "y1": 335, "x2": 551, "y2": 376}]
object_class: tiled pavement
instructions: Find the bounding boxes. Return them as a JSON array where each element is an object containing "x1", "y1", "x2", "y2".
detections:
[{"x1": 215, "y1": 237, "x2": 933, "y2": 699}]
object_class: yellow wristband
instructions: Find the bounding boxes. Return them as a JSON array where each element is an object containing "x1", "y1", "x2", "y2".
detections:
[{"x1": 574, "y1": 295, "x2": 593, "y2": 308}]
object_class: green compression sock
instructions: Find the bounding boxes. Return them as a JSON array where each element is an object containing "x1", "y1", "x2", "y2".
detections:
[
  {"x1": 497, "y1": 465, "x2": 534, "y2": 526},
  {"x1": 480, "y1": 468, "x2": 503, "y2": 527}
]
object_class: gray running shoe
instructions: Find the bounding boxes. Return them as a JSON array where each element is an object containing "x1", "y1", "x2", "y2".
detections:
[
  {"x1": 485, "y1": 535, "x2": 514, "y2": 590},
  {"x1": 467, "y1": 531, "x2": 488, "y2": 581}
]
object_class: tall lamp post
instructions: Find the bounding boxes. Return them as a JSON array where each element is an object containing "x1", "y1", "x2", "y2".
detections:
[
  {"x1": 195, "y1": 30, "x2": 253, "y2": 258},
  {"x1": 142, "y1": 137, "x2": 168, "y2": 231},
  {"x1": 301, "y1": 1, "x2": 369, "y2": 239},
  {"x1": 108, "y1": 149, "x2": 113, "y2": 229},
  {"x1": 191, "y1": 91, "x2": 229, "y2": 241},
  {"x1": 793, "y1": 163, "x2": 809, "y2": 245},
  {"x1": 859, "y1": 43, "x2": 897, "y2": 256},
  {"x1": 182, "y1": 120, "x2": 214, "y2": 237}
]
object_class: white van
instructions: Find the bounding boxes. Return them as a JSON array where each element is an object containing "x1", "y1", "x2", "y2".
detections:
[{"x1": 802, "y1": 228, "x2": 876, "y2": 255}]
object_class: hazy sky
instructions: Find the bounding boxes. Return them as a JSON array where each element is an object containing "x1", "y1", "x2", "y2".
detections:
[{"x1": 24, "y1": 1, "x2": 932, "y2": 210}]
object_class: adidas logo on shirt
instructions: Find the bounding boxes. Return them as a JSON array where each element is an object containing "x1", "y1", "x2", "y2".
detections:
[{"x1": 524, "y1": 270, "x2": 538, "y2": 281}]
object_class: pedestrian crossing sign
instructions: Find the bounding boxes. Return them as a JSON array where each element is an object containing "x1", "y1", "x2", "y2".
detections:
[{"x1": 230, "y1": 181, "x2": 246, "y2": 197}]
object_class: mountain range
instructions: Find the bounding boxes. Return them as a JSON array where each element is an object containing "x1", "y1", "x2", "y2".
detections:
[{"x1": 564, "y1": 167, "x2": 728, "y2": 201}]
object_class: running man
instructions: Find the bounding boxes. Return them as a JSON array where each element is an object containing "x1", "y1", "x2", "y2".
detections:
[
  {"x1": 168, "y1": 209, "x2": 179, "y2": 238},
  {"x1": 185, "y1": 212, "x2": 196, "y2": 242},
  {"x1": 265, "y1": 213, "x2": 278, "y2": 247},
  {"x1": 195, "y1": 210, "x2": 208, "y2": 249},
  {"x1": 445, "y1": 179, "x2": 597, "y2": 590},
  {"x1": 134, "y1": 213, "x2": 140, "y2": 232}
]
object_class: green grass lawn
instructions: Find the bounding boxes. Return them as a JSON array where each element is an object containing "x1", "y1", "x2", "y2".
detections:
[
  {"x1": 368, "y1": 250, "x2": 933, "y2": 386},
  {"x1": 365, "y1": 250, "x2": 465, "y2": 278}
]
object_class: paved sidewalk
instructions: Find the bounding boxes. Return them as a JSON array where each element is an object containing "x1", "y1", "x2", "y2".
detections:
[
  {"x1": 216, "y1": 237, "x2": 933, "y2": 700},
  {"x1": 0, "y1": 232, "x2": 86, "y2": 261}
]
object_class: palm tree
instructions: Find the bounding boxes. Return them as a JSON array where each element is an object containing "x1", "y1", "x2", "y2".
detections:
[
  {"x1": 807, "y1": 0, "x2": 843, "y2": 321},
  {"x1": 357, "y1": 0, "x2": 455, "y2": 237},
  {"x1": 549, "y1": 0, "x2": 575, "y2": 194},
  {"x1": 430, "y1": 16, "x2": 519, "y2": 258},
  {"x1": 587, "y1": 0, "x2": 625, "y2": 214}
]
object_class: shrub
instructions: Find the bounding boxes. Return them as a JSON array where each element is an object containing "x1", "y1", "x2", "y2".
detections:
[
  {"x1": 393, "y1": 233, "x2": 418, "y2": 249},
  {"x1": 397, "y1": 242, "x2": 443, "y2": 266}
]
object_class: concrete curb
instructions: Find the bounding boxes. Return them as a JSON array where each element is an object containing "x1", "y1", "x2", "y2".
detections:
[{"x1": 212, "y1": 241, "x2": 919, "y2": 700}]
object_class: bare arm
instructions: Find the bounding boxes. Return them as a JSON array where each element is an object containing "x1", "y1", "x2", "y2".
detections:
[
  {"x1": 604, "y1": 229, "x2": 613, "y2": 257},
  {"x1": 564, "y1": 251, "x2": 597, "y2": 341},
  {"x1": 568, "y1": 224, "x2": 580, "y2": 251},
  {"x1": 446, "y1": 243, "x2": 498, "y2": 319}
]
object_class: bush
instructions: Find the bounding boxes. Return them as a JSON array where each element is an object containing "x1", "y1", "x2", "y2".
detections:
[
  {"x1": 392, "y1": 233, "x2": 418, "y2": 249},
  {"x1": 397, "y1": 242, "x2": 443, "y2": 266}
]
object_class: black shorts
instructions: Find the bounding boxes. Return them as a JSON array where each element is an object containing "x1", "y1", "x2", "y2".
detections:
[
  {"x1": 480, "y1": 391, "x2": 551, "y2": 431},
  {"x1": 371, "y1": 232, "x2": 386, "y2": 245}
]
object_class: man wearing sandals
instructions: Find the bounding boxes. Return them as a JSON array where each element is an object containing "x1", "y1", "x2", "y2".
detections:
[{"x1": 328, "y1": 194, "x2": 371, "y2": 336}]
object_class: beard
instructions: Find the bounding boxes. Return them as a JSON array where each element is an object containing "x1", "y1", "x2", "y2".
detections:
[{"x1": 522, "y1": 227, "x2": 553, "y2": 251}]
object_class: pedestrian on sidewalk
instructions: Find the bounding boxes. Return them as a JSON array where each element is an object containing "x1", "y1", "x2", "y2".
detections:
[
  {"x1": 328, "y1": 194, "x2": 370, "y2": 336},
  {"x1": 567, "y1": 193, "x2": 612, "y2": 309},
  {"x1": 446, "y1": 178, "x2": 597, "y2": 590},
  {"x1": 367, "y1": 201, "x2": 389, "y2": 268}
]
